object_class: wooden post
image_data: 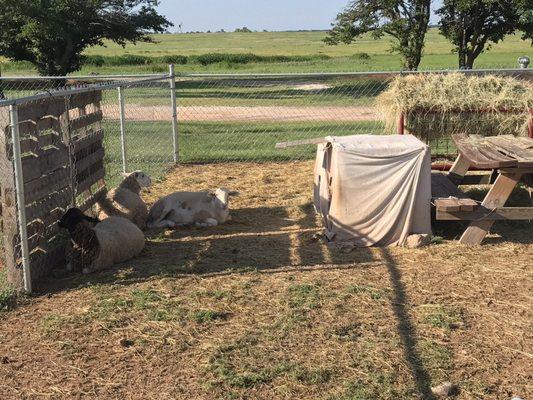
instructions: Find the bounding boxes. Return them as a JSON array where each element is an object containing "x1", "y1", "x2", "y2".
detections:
[
  {"x1": 459, "y1": 172, "x2": 522, "y2": 245},
  {"x1": 448, "y1": 153, "x2": 471, "y2": 185},
  {"x1": 527, "y1": 108, "x2": 533, "y2": 139},
  {"x1": 397, "y1": 112, "x2": 405, "y2": 135}
]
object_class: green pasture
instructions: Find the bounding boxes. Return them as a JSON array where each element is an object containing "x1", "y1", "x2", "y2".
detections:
[
  {"x1": 82, "y1": 29, "x2": 531, "y2": 60},
  {"x1": 1, "y1": 29, "x2": 530, "y2": 75},
  {"x1": 100, "y1": 119, "x2": 454, "y2": 186},
  {"x1": 113, "y1": 77, "x2": 390, "y2": 107},
  {"x1": 101, "y1": 120, "x2": 386, "y2": 182}
]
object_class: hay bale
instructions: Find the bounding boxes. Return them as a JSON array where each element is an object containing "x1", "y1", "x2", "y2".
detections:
[{"x1": 376, "y1": 73, "x2": 533, "y2": 140}]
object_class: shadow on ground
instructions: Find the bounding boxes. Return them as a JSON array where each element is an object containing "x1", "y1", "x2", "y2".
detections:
[{"x1": 35, "y1": 203, "x2": 377, "y2": 292}]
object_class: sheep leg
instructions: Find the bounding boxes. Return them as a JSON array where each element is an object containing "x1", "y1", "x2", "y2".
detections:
[
  {"x1": 154, "y1": 219, "x2": 177, "y2": 228},
  {"x1": 205, "y1": 218, "x2": 218, "y2": 226},
  {"x1": 195, "y1": 218, "x2": 218, "y2": 227},
  {"x1": 148, "y1": 203, "x2": 174, "y2": 228}
]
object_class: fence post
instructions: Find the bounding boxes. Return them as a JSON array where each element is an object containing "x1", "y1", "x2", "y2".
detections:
[
  {"x1": 169, "y1": 64, "x2": 179, "y2": 163},
  {"x1": 117, "y1": 86, "x2": 128, "y2": 173},
  {"x1": 9, "y1": 105, "x2": 32, "y2": 293},
  {"x1": 397, "y1": 112, "x2": 405, "y2": 135}
]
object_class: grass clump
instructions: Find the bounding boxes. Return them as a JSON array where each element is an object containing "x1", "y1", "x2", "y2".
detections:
[
  {"x1": 346, "y1": 284, "x2": 388, "y2": 300},
  {"x1": 376, "y1": 73, "x2": 533, "y2": 140},
  {"x1": 192, "y1": 309, "x2": 228, "y2": 323},
  {"x1": 292, "y1": 367, "x2": 333, "y2": 385},
  {"x1": 287, "y1": 283, "x2": 321, "y2": 310},
  {"x1": 331, "y1": 323, "x2": 361, "y2": 341},
  {"x1": 0, "y1": 271, "x2": 15, "y2": 312},
  {"x1": 418, "y1": 339, "x2": 453, "y2": 381},
  {"x1": 422, "y1": 305, "x2": 464, "y2": 332},
  {"x1": 332, "y1": 373, "x2": 404, "y2": 400}
]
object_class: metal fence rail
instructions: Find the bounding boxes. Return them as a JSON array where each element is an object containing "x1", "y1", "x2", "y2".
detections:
[{"x1": 0, "y1": 67, "x2": 531, "y2": 291}]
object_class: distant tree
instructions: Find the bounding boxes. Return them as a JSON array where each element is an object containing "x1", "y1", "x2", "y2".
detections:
[
  {"x1": 235, "y1": 27, "x2": 252, "y2": 33},
  {"x1": 437, "y1": 0, "x2": 533, "y2": 69},
  {"x1": 518, "y1": 1, "x2": 533, "y2": 41},
  {"x1": 325, "y1": 0, "x2": 431, "y2": 70},
  {"x1": 0, "y1": 0, "x2": 172, "y2": 76}
]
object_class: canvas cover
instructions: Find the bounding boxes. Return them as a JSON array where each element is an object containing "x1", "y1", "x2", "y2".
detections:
[{"x1": 314, "y1": 134, "x2": 432, "y2": 247}]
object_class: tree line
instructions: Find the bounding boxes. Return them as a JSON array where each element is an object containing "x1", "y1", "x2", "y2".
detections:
[
  {"x1": 0, "y1": 0, "x2": 531, "y2": 76},
  {"x1": 326, "y1": 0, "x2": 533, "y2": 70}
]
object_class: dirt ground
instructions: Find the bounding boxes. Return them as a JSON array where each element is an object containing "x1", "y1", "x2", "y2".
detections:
[
  {"x1": 0, "y1": 161, "x2": 531, "y2": 400},
  {"x1": 104, "y1": 105, "x2": 378, "y2": 122}
]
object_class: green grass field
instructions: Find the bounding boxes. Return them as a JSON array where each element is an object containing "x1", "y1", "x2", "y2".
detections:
[
  {"x1": 1, "y1": 29, "x2": 531, "y2": 75},
  {"x1": 102, "y1": 120, "x2": 386, "y2": 181},
  {"x1": 101, "y1": 119, "x2": 456, "y2": 186}
]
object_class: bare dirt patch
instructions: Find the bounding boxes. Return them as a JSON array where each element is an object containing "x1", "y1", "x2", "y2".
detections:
[
  {"x1": 0, "y1": 161, "x2": 531, "y2": 400},
  {"x1": 103, "y1": 105, "x2": 379, "y2": 122}
]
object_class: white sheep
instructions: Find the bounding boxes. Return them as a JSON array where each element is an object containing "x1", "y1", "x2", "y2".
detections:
[
  {"x1": 58, "y1": 208, "x2": 145, "y2": 274},
  {"x1": 95, "y1": 170, "x2": 151, "y2": 229},
  {"x1": 147, "y1": 188, "x2": 237, "y2": 229}
]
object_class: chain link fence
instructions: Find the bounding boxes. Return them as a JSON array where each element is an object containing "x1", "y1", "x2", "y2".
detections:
[{"x1": 0, "y1": 68, "x2": 531, "y2": 290}]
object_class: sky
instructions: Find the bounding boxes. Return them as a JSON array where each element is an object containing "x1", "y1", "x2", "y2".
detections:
[{"x1": 158, "y1": 0, "x2": 444, "y2": 33}]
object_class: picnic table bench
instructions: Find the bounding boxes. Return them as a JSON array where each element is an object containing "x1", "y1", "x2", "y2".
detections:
[{"x1": 433, "y1": 133, "x2": 533, "y2": 245}]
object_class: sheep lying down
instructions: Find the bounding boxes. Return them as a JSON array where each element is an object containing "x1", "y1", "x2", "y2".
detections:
[
  {"x1": 147, "y1": 188, "x2": 237, "y2": 228},
  {"x1": 59, "y1": 208, "x2": 145, "y2": 274},
  {"x1": 95, "y1": 170, "x2": 152, "y2": 230}
]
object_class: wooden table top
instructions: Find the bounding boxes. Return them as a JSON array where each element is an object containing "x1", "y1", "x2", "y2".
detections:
[{"x1": 452, "y1": 133, "x2": 533, "y2": 169}]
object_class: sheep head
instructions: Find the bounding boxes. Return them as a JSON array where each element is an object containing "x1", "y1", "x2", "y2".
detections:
[
  {"x1": 59, "y1": 208, "x2": 99, "y2": 233},
  {"x1": 214, "y1": 188, "x2": 239, "y2": 209},
  {"x1": 122, "y1": 170, "x2": 152, "y2": 189}
]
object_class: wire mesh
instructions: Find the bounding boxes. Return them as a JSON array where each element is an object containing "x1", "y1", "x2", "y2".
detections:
[{"x1": 0, "y1": 68, "x2": 531, "y2": 289}]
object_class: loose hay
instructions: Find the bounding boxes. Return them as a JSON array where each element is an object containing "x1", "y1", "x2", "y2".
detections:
[{"x1": 376, "y1": 73, "x2": 533, "y2": 140}]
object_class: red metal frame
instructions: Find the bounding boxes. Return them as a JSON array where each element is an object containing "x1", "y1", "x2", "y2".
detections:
[{"x1": 397, "y1": 108, "x2": 533, "y2": 138}]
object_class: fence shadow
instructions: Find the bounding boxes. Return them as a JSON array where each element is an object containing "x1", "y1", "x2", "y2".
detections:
[
  {"x1": 34, "y1": 204, "x2": 377, "y2": 293},
  {"x1": 33, "y1": 204, "x2": 439, "y2": 398},
  {"x1": 379, "y1": 248, "x2": 437, "y2": 400}
]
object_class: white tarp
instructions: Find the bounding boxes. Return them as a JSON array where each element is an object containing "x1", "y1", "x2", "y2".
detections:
[{"x1": 314, "y1": 134, "x2": 432, "y2": 247}]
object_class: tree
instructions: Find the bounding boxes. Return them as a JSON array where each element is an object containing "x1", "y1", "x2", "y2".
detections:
[
  {"x1": 0, "y1": 0, "x2": 172, "y2": 76},
  {"x1": 325, "y1": 0, "x2": 431, "y2": 70},
  {"x1": 437, "y1": 0, "x2": 532, "y2": 69}
]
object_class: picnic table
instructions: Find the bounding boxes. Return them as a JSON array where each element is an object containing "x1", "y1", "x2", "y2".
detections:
[{"x1": 433, "y1": 133, "x2": 533, "y2": 245}]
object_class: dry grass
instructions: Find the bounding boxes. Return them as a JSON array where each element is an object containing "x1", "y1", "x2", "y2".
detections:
[
  {"x1": 376, "y1": 73, "x2": 533, "y2": 140},
  {"x1": 0, "y1": 161, "x2": 531, "y2": 400}
]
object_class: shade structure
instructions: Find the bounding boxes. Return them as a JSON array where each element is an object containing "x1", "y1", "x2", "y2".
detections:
[{"x1": 314, "y1": 134, "x2": 432, "y2": 247}]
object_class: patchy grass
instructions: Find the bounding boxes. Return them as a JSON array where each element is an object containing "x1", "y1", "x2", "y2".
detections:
[
  {"x1": 332, "y1": 372, "x2": 408, "y2": 400},
  {"x1": 422, "y1": 305, "x2": 464, "y2": 332},
  {"x1": 0, "y1": 271, "x2": 15, "y2": 312},
  {"x1": 0, "y1": 161, "x2": 531, "y2": 399},
  {"x1": 418, "y1": 340, "x2": 454, "y2": 382},
  {"x1": 192, "y1": 309, "x2": 228, "y2": 324}
]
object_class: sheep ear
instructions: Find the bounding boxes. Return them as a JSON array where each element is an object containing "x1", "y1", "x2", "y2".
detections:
[
  {"x1": 83, "y1": 215, "x2": 99, "y2": 224},
  {"x1": 204, "y1": 192, "x2": 216, "y2": 203}
]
